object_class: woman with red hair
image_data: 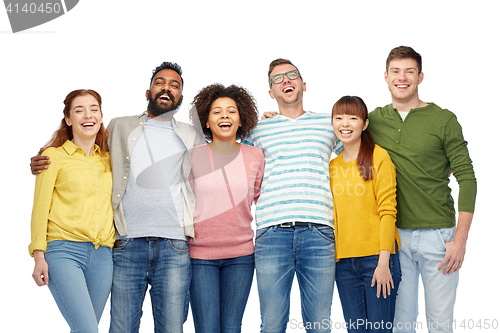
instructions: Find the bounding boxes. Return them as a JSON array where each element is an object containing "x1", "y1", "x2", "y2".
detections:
[{"x1": 29, "y1": 89, "x2": 115, "y2": 332}]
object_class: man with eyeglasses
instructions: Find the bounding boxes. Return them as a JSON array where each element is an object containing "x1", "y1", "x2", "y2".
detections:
[{"x1": 243, "y1": 58, "x2": 343, "y2": 333}]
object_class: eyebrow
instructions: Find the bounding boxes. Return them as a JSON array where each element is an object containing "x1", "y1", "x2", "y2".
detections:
[
  {"x1": 154, "y1": 77, "x2": 181, "y2": 85},
  {"x1": 389, "y1": 66, "x2": 417, "y2": 71},
  {"x1": 73, "y1": 104, "x2": 99, "y2": 109},
  {"x1": 211, "y1": 105, "x2": 237, "y2": 110}
]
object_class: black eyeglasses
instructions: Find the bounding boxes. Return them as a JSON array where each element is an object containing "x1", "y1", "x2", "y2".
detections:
[{"x1": 269, "y1": 70, "x2": 301, "y2": 86}]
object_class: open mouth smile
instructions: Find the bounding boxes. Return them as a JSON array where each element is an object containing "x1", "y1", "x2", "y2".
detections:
[
  {"x1": 218, "y1": 122, "x2": 233, "y2": 129},
  {"x1": 155, "y1": 90, "x2": 174, "y2": 103}
]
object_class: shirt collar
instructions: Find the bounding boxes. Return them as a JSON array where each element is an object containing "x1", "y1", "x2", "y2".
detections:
[{"x1": 62, "y1": 140, "x2": 102, "y2": 156}]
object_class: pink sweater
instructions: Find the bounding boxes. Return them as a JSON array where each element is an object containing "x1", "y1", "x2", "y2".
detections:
[{"x1": 188, "y1": 144, "x2": 264, "y2": 259}]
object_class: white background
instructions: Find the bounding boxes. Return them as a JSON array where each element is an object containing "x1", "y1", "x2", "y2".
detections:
[{"x1": 1, "y1": 1, "x2": 498, "y2": 332}]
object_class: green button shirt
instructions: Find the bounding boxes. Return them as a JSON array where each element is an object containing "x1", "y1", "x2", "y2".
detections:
[{"x1": 368, "y1": 103, "x2": 476, "y2": 229}]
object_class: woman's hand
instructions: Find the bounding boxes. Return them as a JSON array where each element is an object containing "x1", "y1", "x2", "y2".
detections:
[
  {"x1": 32, "y1": 250, "x2": 49, "y2": 286},
  {"x1": 371, "y1": 250, "x2": 394, "y2": 298}
]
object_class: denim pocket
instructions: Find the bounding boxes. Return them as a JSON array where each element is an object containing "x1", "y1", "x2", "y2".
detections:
[
  {"x1": 312, "y1": 225, "x2": 335, "y2": 243},
  {"x1": 255, "y1": 226, "x2": 273, "y2": 243},
  {"x1": 113, "y1": 239, "x2": 131, "y2": 251},
  {"x1": 169, "y1": 239, "x2": 189, "y2": 253},
  {"x1": 46, "y1": 240, "x2": 68, "y2": 250},
  {"x1": 435, "y1": 227, "x2": 456, "y2": 252}
]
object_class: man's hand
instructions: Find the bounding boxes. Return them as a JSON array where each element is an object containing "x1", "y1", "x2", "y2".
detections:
[
  {"x1": 437, "y1": 211, "x2": 473, "y2": 274},
  {"x1": 438, "y1": 239, "x2": 466, "y2": 274},
  {"x1": 261, "y1": 111, "x2": 278, "y2": 120},
  {"x1": 30, "y1": 147, "x2": 50, "y2": 175}
]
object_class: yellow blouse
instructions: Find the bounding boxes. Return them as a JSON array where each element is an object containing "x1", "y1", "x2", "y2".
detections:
[{"x1": 29, "y1": 140, "x2": 115, "y2": 256}]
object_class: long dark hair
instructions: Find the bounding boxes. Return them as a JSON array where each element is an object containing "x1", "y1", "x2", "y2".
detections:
[
  {"x1": 47, "y1": 89, "x2": 108, "y2": 152},
  {"x1": 332, "y1": 96, "x2": 375, "y2": 181}
]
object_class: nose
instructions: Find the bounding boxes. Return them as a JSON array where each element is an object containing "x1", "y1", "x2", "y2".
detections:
[{"x1": 282, "y1": 75, "x2": 291, "y2": 84}]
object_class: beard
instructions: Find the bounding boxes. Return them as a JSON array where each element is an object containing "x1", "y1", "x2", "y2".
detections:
[{"x1": 147, "y1": 90, "x2": 183, "y2": 118}]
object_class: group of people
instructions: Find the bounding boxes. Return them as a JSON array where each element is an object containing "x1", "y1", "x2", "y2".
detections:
[{"x1": 29, "y1": 45, "x2": 476, "y2": 333}]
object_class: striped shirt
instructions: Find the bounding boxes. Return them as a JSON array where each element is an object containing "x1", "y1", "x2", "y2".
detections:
[{"x1": 243, "y1": 111, "x2": 343, "y2": 229}]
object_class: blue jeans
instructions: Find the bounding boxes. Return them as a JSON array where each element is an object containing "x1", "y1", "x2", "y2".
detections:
[
  {"x1": 336, "y1": 249, "x2": 401, "y2": 333},
  {"x1": 394, "y1": 227, "x2": 459, "y2": 333},
  {"x1": 45, "y1": 240, "x2": 113, "y2": 333},
  {"x1": 109, "y1": 238, "x2": 191, "y2": 333},
  {"x1": 190, "y1": 254, "x2": 255, "y2": 333},
  {"x1": 255, "y1": 224, "x2": 336, "y2": 333}
]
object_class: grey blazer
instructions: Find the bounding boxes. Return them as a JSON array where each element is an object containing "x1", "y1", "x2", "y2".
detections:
[{"x1": 107, "y1": 111, "x2": 202, "y2": 239}]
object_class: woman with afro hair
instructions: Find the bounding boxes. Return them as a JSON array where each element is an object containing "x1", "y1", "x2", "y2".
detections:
[{"x1": 188, "y1": 83, "x2": 264, "y2": 333}]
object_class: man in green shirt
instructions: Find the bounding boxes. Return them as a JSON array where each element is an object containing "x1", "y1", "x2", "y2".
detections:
[{"x1": 368, "y1": 46, "x2": 476, "y2": 333}]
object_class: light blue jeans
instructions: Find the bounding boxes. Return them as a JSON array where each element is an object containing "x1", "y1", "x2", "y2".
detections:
[
  {"x1": 45, "y1": 240, "x2": 113, "y2": 333},
  {"x1": 109, "y1": 237, "x2": 191, "y2": 333},
  {"x1": 255, "y1": 224, "x2": 336, "y2": 333},
  {"x1": 394, "y1": 227, "x2": 459, "y2": 333}
]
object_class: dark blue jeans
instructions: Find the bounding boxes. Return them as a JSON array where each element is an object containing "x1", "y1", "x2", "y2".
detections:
[
  {"x1": 336, "y1": 249, "x2": 401, "y2": 333},
  {"x1": 109, "y1": 238, "x2": 191, "y2": 333},
  {"x1": 190, "y1": 254, "x2": 255, "y2": 333}
]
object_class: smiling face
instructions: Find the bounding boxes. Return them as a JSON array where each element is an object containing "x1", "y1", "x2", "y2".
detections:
[
  {"x1": 332, "y1": 113, "x2": 368, "y2": 148},
  {"x1": 146, "y1": 69, "x2": 184, "y2": 118},
  {"x1": 385, "y1": 58, "x2": 424, "y2": 106},
  {"x1": 65, "y1": 94, "x2": 103, "y2": 143},
  {"x1": 268, "y1": 63, "x2": 306, "y2": 107},
  {"x1": 206, "y1": 97, "x2": 241, "y2": 143}
]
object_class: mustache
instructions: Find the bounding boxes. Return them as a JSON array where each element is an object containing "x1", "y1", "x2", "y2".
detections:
[{"x1": 154, "y1": 90, "x2": 175, "y2": 103}]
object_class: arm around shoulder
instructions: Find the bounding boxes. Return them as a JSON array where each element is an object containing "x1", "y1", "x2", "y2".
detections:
[{"x1": 30, "y1": 147, "x2": 50, "y2": 175}]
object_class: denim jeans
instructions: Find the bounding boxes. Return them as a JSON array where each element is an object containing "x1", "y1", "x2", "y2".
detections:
[
  {"x1": 109, "y1": 238, "x2": 191, "y2": 333},
  {"x1": 255, "y1": 224, "x2": 336, "y2": 333},
  {"x1": 190, "y1": 254, "x2": 255, "y2": 333},
  {"x1": 336, "y1": 249, "x2": 401, "y2": 333},
  {"x1": 45, "y1": 240, "x2": 113, "y2": 333},
  {"x1": 394, "y1": 227, "x2": 458, "y2": 333}
]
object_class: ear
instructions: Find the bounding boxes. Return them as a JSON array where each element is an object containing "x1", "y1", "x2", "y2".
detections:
[
  {"x1": 65, "y1": 117, "x2": 72, "y2": 127},
  {"x1": 417, "y1": 72, "x2": 424, "y2": 85},
  {"x1": 302, "y1": 81, "x2": 307, "y2": 92},
  {"x1": 268, "y1": 89, "x2": 275, "y2": 100},
  {"x1": 363, "y1": 119, "x2": 369, "y2": 131},
  {"x1": 145, "y1": 90, "x2": 150, "y2": 100},
  {"x1": 384, "y1": 72, "x2": 388, "y2": 84}
]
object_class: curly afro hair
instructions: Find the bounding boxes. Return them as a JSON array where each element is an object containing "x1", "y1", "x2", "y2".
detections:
[{"x1": 190, "y1": 84, "x2": 259, "y2": 142}]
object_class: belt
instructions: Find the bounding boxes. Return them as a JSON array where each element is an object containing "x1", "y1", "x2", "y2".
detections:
[
  {"x1": 279, "y1": 222, "x2": 324, "y2": 228},
  {"x1": 143, "y1": 237, "x2": 165, "y2": 241}
]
